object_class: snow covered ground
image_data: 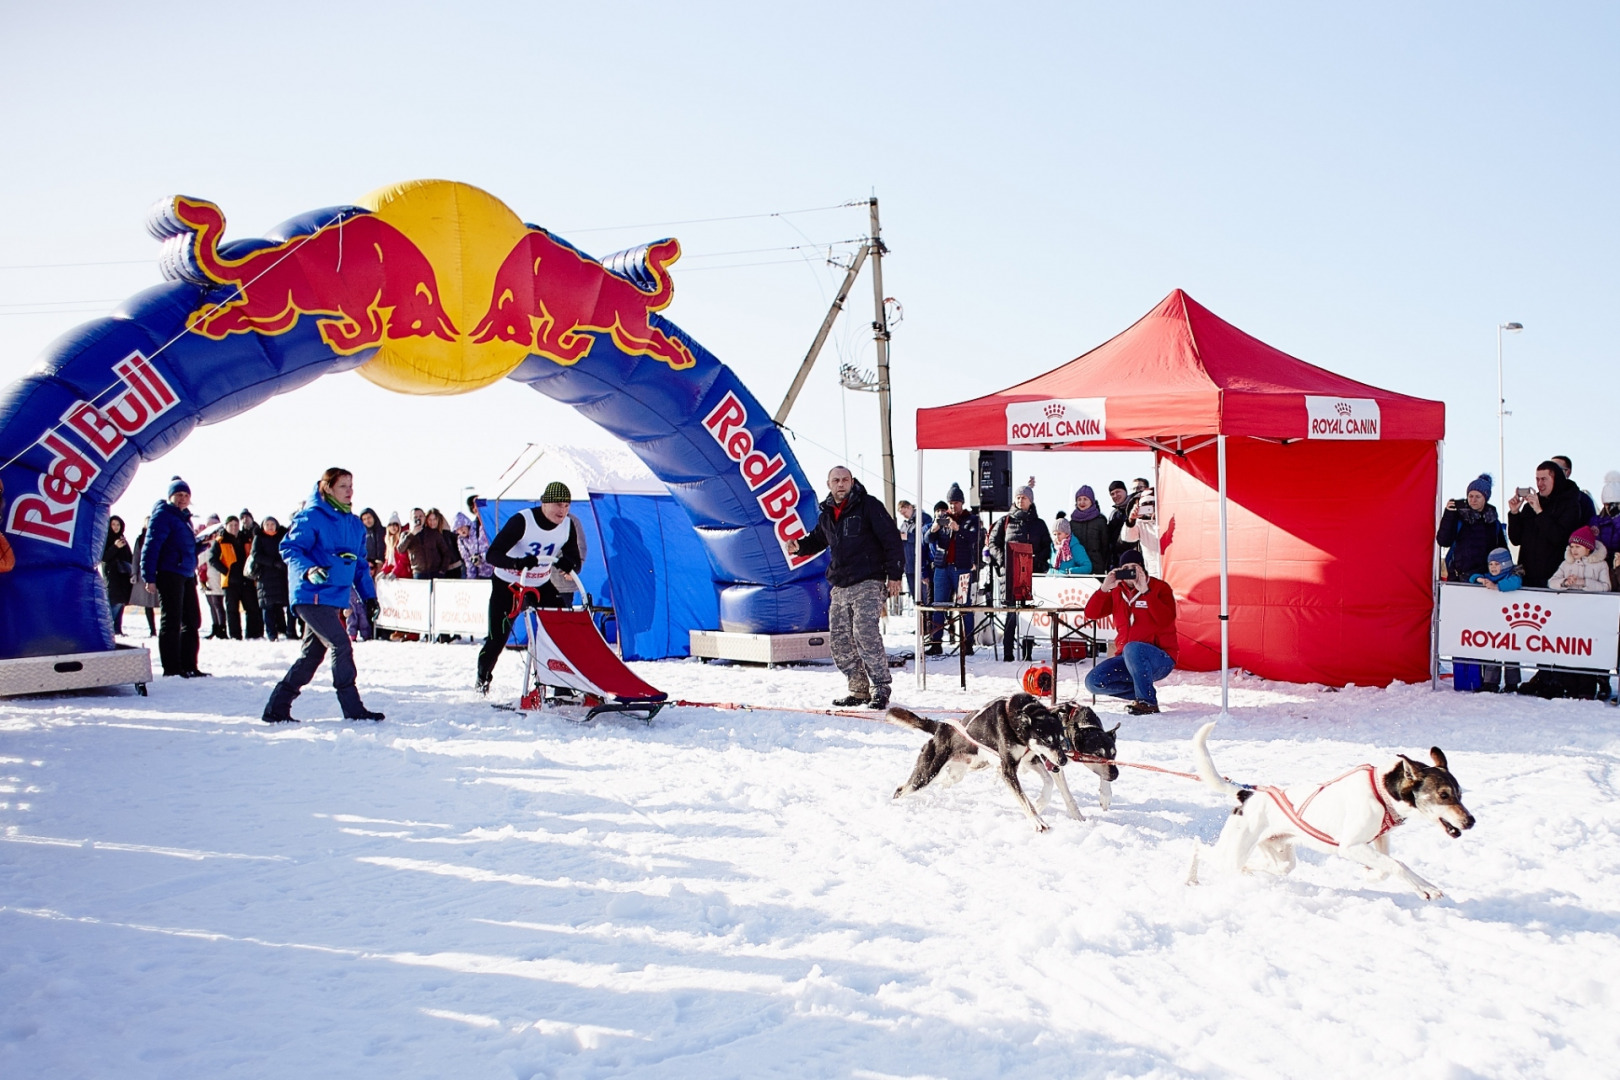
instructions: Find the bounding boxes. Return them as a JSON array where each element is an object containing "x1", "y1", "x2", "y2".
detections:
[{"x1": 2, "y1": 628, "x2": 1618, "y2": 1079}]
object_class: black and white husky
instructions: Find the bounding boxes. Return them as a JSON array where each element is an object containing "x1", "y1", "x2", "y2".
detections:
[
  {"x1": 1189, "y1": 722, "x2": 1475, "y2": 900},
  {"x1": 882, "y1": 694, "x2": 1119, "y2": 832}
]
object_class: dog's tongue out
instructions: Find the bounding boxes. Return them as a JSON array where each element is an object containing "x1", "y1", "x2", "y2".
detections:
[{"x1": 1441, "y1": 821, "x2": 1461, "y2": 838}]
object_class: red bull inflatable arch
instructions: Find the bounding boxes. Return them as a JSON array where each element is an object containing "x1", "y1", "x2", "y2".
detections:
[{"x1": 0, "y1": 180, "x2": 828, "y2": 660}]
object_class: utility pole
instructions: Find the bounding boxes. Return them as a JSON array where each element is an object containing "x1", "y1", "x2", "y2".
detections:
[
  {"x1": 772, "y1": 196, "x2": 898, "y2": 517},
  {"x1": 868, "y1": 197, "x2": 896, "y2": 516}
]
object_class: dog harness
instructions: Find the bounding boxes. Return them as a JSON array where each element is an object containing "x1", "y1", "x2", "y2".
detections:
[{"x1": 1258, "y1": 765, "x2": 1403, "y2": 847}]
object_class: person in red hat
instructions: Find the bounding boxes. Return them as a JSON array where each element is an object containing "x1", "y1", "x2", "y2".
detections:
[{"x1": 1549, "y1": 526, "x2": 1613, "y2": 592}]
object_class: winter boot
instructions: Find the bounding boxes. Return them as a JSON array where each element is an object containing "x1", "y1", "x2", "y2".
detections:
[
  {"x1": 345, "y1": 708, "x2": 386, "y2": 722},
  {"x1": 262, "y1": 684, "x2": 299, "y2": 723},
  {"x1": 832, "y1": 693, "x2": 871, "y2": 707},
  {"x1": 867, "y1": 690, "x2": 890, "y2": 711},
  {"x1": 1125, "y1": 700, "x2": 1161, "y2": 716}
]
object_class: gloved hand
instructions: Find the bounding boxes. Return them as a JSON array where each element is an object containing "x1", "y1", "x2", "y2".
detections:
[
  {"x1": 517, "y1": 554, "x2": 541, "y2": 570},
  {"x1": 364, "y1": 598, "x2": 380, "y2": 623},
  {"x1": 307, "y1": 567, "x2": 328, "y2": 585}
]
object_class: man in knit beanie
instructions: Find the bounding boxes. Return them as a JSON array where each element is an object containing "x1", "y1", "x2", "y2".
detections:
[{"x1": 476, "y1": 480, "x2": 583, "y2": 694}]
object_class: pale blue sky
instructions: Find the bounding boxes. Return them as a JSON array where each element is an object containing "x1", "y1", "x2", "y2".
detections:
[{"x1": 2, "y1": 1, "x2": 1614, "y2": 524}]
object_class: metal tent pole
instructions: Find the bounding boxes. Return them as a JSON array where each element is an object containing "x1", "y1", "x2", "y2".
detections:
[
  {"x1": 1218, "y1": 434, "x2": 1230, "y2": 719},
  {"x1": 916, "y1": 448, "x2": 925, "y2": 691},
  {"x1": 1432, "y1": 439, "x2": 1445, "y2": 691}
]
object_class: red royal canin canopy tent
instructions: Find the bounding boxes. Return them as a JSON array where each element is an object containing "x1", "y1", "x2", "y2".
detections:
[{"x1": 914, "y1": 289, "x2": 1446, "y2": 695}]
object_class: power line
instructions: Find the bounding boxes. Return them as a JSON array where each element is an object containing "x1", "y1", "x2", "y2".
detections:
[
  {"x1": 0, "y1": 297, "x2": 124, "y2": 309},
  {"x1": 561, "y1": 200, "x2": 865, "y2": 235},
  {"x1": 0, "y1": 258, "x2": 151, "y2": 271},
  {"x1": 682, "y1": 237, "x2": 866, "y2": 260}
]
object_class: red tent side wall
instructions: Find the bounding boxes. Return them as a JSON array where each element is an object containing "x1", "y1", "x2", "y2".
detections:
[{"x1": 1158, "y1": 439, "x2": 1436, "y2": 687}]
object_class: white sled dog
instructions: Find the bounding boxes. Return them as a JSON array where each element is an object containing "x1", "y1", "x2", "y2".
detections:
[{"x1": 1189, "y1": 722, "x2": 1475, "y2": 900}]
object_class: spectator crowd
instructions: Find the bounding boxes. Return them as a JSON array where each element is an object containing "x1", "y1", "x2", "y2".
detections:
[
  {"x1": 96, "y1": 450, "x2": 1620, "y2": 709},
  {"x1": 105, "y1": 487, "x2": 496, "y2": 650}
]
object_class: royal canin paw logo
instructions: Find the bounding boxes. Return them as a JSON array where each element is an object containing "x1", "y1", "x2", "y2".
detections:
[
  {"x1": 546, "y1": 659, "x2": 576, "y2": 675},
  {"x1": 1503, "y1": 602, "x2": 1551, "y2": 630},
  {"x1": 1044, "y1": 402, "x2": 1066, "y2": 419},
  {"x1": 1334, "y1": 401, "x2": 1353, "y2": 417}
]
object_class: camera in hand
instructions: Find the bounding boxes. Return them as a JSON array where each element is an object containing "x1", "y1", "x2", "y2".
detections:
[{"x1": 1516, "y1": 486, "x2": 1534, "y2": 499}]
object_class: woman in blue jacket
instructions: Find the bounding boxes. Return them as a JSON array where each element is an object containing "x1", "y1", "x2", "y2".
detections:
[{"x1": 261, "y1": 468, "x2": 384, "y2": 724}]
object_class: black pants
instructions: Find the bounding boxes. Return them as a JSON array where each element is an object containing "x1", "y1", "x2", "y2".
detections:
[
  {"x1": 476, "y1": 577, "x2": 565, "y2": 685},
  {"x1": 263, "y1": 604, "x2": 366, "y2": 719},
  {"x1": 155, "y1": 571, "x2": 200, "y2": 676},
  {"x1": 238, "y1": 577, "x2": 264, "y2": 638},
  {"x1": 259, "y1": 598, "x2": 289, "y2": 641},
  {"x1": 224, "y1": 580, "x2": 263, "y2": 639}
]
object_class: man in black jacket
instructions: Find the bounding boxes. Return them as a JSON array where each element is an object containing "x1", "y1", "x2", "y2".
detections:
[
  {"x1": 1508, "y1": 460, "x2": 1585, "y2": 588},
  {"x1": 791, "y1": 467, "x2": 904, "y2": 709},
  {"x1": 1105, "y1": 480, "x2": 1134, "y2": 567},
  {"x1": 992, "y1": 484, "x2": 1053, "y2": 660}
]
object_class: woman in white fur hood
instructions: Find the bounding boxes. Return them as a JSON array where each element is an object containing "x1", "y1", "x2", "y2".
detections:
[{"x1": 1549, "y1": 525, "x2": 1613, "y2": 592}]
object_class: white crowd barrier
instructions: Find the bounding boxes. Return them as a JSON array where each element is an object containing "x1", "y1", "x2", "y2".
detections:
[
  {"x1": 432, "y1": 578, "x2": 490, "y2": 637},
  {"x1": 373, "y1": 577, "x2": 435, "y2": 635},
  {"x1": 1436, "y1": 582, "x2": 1620, "y2": 675}
]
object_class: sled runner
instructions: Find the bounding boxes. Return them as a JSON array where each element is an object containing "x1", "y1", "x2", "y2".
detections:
[{"x1": 516, "y1": 607, "x2": 667, "y2": 724}]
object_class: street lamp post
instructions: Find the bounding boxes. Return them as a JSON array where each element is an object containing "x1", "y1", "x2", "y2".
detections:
[{"x1": 1497, "y1": 321, "x2": 1523, "y2": 492}]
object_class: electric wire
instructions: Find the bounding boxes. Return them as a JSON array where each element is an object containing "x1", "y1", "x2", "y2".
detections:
[
  {"x1": 0, "y1": 258, "x2": 151, "y2": 271},
  {"x1": 561, "y1": 200, "x2": 865, "y2": 235}
]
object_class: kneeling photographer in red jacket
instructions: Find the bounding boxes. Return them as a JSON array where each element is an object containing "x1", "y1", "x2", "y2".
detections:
[{"x1": 1082, "y1": 548, "x2": 1178, "y2": 715}]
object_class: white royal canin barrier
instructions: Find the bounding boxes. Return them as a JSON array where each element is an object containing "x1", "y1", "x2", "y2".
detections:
[
  {"x1": 1436, "y1": 582, "x2": 1620, "y2": 674},
  {"x1": 374, "y1": 578, "x2": 433, "y2": 634},
  {"x1": 431, "y1": 578, "x2": 490, "y2": 637}
]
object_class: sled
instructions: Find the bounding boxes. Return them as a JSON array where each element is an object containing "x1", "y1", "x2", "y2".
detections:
[{"x1": 516, "y1": 607, "x2": 667, "y2": 724}]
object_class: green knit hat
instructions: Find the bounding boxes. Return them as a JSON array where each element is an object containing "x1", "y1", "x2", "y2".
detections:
[{"x1": 541, "y1": 481, "x2": 572, "y2": 504}]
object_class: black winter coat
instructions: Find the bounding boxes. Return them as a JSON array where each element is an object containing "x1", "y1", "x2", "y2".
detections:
[
  {"x1": 1508, "y1": 477, "x2": 1586, "y2": 588},
  {"x1": 1106, "y1": 503, "x2": 1133, "y2": 566},
  {"x1": 101, "y1": 528, "x2": 134, "y2": 606},
  {"x1": 1437, "y1": 503, "x2": 1505, "y2": 581},
  {"x1": 1068, "y1": 512, "x2": 1109, "y2": 575},
  {"x1": 250, "y1": 529, "x2": 290, "y2": 606},
  {"x1": 796, "y1": 480, "x2": 905, "y2": 588},
  {"x1": 993, "y1": 507, "x2": 1053, "y2": 573}
]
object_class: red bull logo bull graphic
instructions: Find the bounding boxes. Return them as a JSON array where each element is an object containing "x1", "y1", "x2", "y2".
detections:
[
  {"x1": 7, "y1": 352, "x2": 179, "y2": 546},
  {"x1": 154, "y1": 184, "x2": 693, "y2": 392},
  {"x1": 702, "y1": 391, "x2": 817, "y2": 569},
  {"x1": 471, "y1": 232, "x2": 695, "y2": 371},
  {"x1": 152, "y1": 197, "x2": 459, "y2": 355}
]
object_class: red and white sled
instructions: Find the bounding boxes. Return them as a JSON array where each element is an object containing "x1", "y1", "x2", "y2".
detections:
[{"x1": 516, "y1": 607, "x2": 668, "y2": 724}]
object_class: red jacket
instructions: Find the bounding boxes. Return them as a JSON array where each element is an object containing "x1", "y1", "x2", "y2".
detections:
[{"x1": 1084, "y1": 576, "x2": 1178, "y2": 659}]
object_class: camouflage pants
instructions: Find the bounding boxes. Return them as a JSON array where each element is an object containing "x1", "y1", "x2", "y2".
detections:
[{"x1": 829, "y1": 579, "x2": 890, "y2": 697}]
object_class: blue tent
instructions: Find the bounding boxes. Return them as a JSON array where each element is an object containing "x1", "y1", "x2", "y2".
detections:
[{"x1": 476, "y1": 491, "x2": 719, "y2": 661}]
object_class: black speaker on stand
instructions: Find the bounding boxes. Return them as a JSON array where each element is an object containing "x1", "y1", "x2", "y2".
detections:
[{"x1": 972, "y1": 450, "x2": 1011, "y2": 513}]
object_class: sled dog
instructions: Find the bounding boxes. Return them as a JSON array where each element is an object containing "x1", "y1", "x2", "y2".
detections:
[
  {"x1": 1057, "y1": 701, "x2": 1121, "y2": 811},
  {"x1": 883, "y1": 693, "x2": 1109, "y2": 831},
  {"x1": 1189, "y1": 722, "x2": 1475, "y2": 900}
]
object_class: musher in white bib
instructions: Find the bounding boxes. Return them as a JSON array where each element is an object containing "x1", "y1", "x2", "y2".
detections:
[{"x1": 476, "y1": 481, "x2": 582, "y2": 694}]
